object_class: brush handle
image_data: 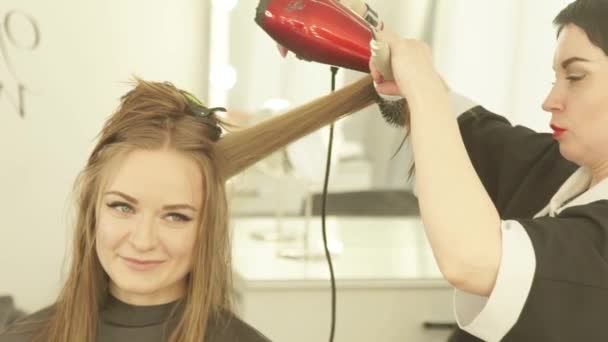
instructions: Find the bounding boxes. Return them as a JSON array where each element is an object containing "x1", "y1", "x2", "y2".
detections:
[{"x1": 371, "y1": 30, "x2": 394, "y2": 81}]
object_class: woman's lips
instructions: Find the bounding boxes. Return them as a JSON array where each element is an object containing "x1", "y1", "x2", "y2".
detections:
[
  {"x1": 550, "y1": 124, "x2": 567, "y2": 138},
  {"x1": 121, "y1": 256, "x2": 165, "y2": 271}
]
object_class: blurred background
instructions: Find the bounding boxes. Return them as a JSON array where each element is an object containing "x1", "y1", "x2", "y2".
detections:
[{"x1": 0, "y1": 1, "x2": 572, "y2": 341}]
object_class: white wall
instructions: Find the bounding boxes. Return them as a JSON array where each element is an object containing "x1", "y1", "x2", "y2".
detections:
[{"x1": 0, "y1": 0, "x2": 210, "y2": 312}]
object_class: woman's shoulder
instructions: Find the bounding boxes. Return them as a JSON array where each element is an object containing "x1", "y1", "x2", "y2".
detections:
[
  {"x1": 0, "y1": 306, "x2": 53, "y2": 342},
  {"x1": 207, "y1": 310, "x2": 271, "y2": 342}
]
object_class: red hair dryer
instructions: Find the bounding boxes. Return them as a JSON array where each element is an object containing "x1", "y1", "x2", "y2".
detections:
[
  {"x1": 255, "y1": 0, "x2": 393, "y2": 79},
  {"x1": 255, "y1": 0, "x2": 374, "y2": 73},
  {"x1": 255, "y1": 0, "x2": 402, "y2": 125}
]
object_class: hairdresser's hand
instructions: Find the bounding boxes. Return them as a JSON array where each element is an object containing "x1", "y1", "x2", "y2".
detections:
[
  {"x1": 370, "y1": 59, "x2": 400, "y2": 96},
  {"x1": 371, "y1": 36, "x2": 448, "y2": 100},
  {"x1": 369, "y1": 29, "x2": 408, "y2": 96}
]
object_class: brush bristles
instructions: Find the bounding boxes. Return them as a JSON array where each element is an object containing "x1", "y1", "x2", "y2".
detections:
[{"x1": 375, "y1": 96, "x2": 410, "y2": 128}]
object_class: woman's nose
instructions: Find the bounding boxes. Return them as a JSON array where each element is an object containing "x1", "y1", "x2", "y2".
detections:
[
  {"x1": 542, "y1": 85, "x2": 565, "y2": 113},
  {"x1": 129, "y1": 215, "x2": 157, "y2": 251}
]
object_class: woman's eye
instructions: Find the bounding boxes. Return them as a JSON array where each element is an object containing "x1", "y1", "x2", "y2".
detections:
[
  {"x1": 166, "y1": 213, "x2": 192, "y2": 223},
  {"x1": 566, "y1": 74, "x2": 585, "y2": 82},
  {"x1": 107, "y1": 202, "x2": 134, "y2": 214}
]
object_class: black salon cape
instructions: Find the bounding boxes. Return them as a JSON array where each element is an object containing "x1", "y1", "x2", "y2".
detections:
[
  {"x1": 0, "y1": 295, "x2": 271, "y2": 342},
  {"x1": 447, "y1": 106, "x2": 608, "y2": 341}
]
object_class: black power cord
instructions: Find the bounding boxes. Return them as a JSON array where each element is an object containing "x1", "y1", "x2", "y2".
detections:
[{"x1": 322, "y1": 66, "x2": 339, "y2": 342}]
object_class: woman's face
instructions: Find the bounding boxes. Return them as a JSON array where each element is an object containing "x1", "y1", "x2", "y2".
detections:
[
  {"x1": 543, "y1": 24, "x2": 608, "y2": 169},
  {"x1": 96, "y1": 148, "x2": 203, "y2": 305}
]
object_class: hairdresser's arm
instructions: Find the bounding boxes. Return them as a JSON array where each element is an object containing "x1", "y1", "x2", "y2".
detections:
[{"x1": 373, "y1": 39, "x2": 501, "y2": 297}]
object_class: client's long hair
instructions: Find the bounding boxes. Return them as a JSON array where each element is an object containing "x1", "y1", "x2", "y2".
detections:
[{"x1": 217, "y1": 75, "x2": 410, "y2": 177}]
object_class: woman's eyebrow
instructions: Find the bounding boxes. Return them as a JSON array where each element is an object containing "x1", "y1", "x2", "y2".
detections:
[
  {"x1": 558, "y1": 56, "x2": 591, "y2": 70},
  {"x1": 162, "y1": 204, "x2": 197, "y2": 211},
  {"x1": 105, "y1": 190, "x2": 138, "y2": 203}
]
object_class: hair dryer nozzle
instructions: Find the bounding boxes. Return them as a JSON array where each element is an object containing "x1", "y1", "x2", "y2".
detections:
[{"x1": 255, "y1": 0, "x2": 373, "y2": 73}]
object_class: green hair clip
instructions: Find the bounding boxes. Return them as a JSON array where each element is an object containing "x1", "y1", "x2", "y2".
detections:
[{"x1": 179, "y1": 90, "x2": 227, "y2": 117}]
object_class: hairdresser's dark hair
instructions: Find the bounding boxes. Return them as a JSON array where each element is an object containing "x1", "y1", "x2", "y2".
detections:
[{"x1": 554, "y1": 0, "x2": 608, "y2": 56}]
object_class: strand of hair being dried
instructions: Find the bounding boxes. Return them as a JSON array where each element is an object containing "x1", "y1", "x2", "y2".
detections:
[{"x1": 216, "y1": 75, "x2": 411, "y2": 179}]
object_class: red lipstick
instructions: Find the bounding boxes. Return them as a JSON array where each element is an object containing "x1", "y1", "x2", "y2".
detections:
[{"x1": 550, "y1": 124, "x2": 566, "y2": 138}]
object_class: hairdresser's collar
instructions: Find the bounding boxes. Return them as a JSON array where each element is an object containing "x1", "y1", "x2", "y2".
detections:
[{"x1": 535, "y1": 167, "x2": 608, "y2": 217}]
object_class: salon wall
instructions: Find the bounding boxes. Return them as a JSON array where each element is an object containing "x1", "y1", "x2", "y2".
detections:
[{"x1": 0, "y1": 0, "x2": 210, "y2": 312}]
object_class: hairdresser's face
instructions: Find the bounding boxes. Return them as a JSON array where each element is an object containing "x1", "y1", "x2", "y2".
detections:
[
  {"x1": 543, "y1": 24, "x2": 608, "y2": 168},
  {"x1": 96, "y1": 149, "x2": 202, "y2": 305}
]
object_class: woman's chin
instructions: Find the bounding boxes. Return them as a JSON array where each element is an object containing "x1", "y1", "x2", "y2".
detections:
[
  {"x1": 110, "y1": 279, "x2": 166, "y2": 301},
  {"x1": 110, "y1": 274, "x2": 187, "y2": 305},
  {"x1": 558, "y1": 143, "x2": 583, "y2": 165}
]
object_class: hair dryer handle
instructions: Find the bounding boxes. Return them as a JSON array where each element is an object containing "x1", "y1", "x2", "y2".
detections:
[{"x1": 371, "y1": 30, "x2": 394, "y2": 81}]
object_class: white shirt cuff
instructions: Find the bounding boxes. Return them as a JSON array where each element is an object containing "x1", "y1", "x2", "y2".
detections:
[{"x1": 453, "y1": 220, "x2": 536, "y2": 342}]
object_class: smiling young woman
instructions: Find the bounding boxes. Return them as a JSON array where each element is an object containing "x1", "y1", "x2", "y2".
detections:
[
  {"x1": 0, "y1": 79, "x2": 267, "y2": 342},
  {"x1": 0, "y1": 68, "x2": 381, "y2": 341}
]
